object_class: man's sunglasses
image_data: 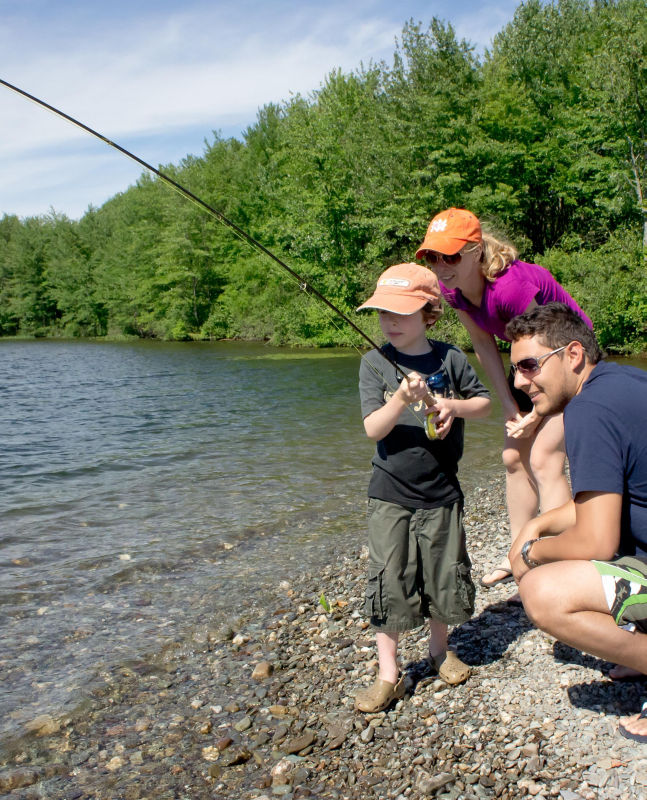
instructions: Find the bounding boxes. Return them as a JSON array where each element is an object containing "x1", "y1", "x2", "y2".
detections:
[{"x1": 510, "y1": 346, "x2": 567, "y2": 376}]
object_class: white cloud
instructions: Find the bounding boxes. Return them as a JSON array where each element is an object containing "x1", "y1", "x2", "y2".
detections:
[{"x1": 0, "y1": 0, "x2": 521, "y2": 218}]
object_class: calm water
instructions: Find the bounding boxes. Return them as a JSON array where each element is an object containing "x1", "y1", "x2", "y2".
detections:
[{"x1": 0, "y1": 339, "x2": 642, "y2": 747}]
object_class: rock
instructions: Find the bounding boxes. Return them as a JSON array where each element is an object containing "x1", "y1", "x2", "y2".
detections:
[
  {"x1": 282, "y1": 729, "x2": 316, "y2": 754},
  {"x1": 416, "y1": 771, "x2": 455, "y2": 793},
  {"x1": 271, "y1": 757, "x2": 295, "y2": 786},
  {"x1": 24, "y1": 714, "x2": 60, "y2": 736},
  {"x1": 252, "y1": 661, "x2": 274, "y2": 680},
  {"x1": 234, "y1": 715, "x2": 253, "y2": 732},
  {"x1": 360, "y1": 725, "x2": 375, "y2": 743}
]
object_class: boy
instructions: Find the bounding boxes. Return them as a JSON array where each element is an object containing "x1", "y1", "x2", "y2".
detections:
[{"x1": 355, "y1": 263, "x2": 491, "y2": 712}]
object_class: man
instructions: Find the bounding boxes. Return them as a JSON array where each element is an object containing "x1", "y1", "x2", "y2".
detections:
[{"x1": 506, "y1": 303, "x2": 647, "y2": 742}]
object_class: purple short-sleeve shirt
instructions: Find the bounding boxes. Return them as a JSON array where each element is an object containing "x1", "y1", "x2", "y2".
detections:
[{"x1": 441, "y1": 260, "x2": 592, "y2": 340}]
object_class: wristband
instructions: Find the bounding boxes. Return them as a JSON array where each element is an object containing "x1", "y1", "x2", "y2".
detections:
[{"x1": 521, "y1": 538, "x2": 542, "y2": 569}]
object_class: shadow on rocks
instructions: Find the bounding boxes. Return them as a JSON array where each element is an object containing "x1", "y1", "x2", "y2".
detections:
[
  {"x1": 449, "y1": 601, "x2": 535, "y2": 668},
  {"x1": 400, "y1": 601, "x2": 535, "y2": 692},
  {"x1": 552, "y1": 641, "x2": 608, "y2": 672},
  {"x1": 567, "y1": 679, "x2": 644, "y2": 717}
]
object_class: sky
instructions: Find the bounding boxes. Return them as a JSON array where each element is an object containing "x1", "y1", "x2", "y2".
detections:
[{"x1": 0, "y1": 0, "x2": 522, "y2": 220}]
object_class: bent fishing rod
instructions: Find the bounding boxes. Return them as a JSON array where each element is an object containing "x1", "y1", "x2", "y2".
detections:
[{"x1": 1, "y1": 77, "x2": 411, "y2": 382}]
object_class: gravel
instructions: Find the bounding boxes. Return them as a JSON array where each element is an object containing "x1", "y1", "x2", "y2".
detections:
[{"x1": 2, "y1": 477, "x2": 647, "y2": 800}]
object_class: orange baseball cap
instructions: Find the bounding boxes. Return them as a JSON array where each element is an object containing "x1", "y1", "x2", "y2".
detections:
[
  {"x1": 415, "y1": 208, "x2": 482, "y2": 258},
  {"x1": 356, "y1": 263, "x2": 441, "y2": 315}
]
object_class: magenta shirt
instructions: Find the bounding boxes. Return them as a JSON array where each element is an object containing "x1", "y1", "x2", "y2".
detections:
[{"x1": 441, "y1": 260, "x2": 592, "y2": 341}]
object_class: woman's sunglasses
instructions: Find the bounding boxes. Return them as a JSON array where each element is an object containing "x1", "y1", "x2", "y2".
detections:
[
  {"x1": 510, "y1": 346, "x2": 567, "y2": 376},
  {"x1": 422, "y1": 245, "x2": 480, "y2": 267},
  {"x1": 422, "y1": 251, "x2": 463, "y2": 266}
]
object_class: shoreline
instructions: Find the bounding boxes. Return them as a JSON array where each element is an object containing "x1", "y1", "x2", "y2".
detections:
[{"x1": 2, "y1": 478, "x2": 647, "y2": 799}]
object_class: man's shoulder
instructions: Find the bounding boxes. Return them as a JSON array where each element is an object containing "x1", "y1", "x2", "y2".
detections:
[{"x1": 578, "y1": 361, "x2": 647, "y2": 399}]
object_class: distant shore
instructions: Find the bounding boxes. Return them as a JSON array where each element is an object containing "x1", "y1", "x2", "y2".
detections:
[{"x1": 2, "y1": 477, "x2": 647, "y2": 799}]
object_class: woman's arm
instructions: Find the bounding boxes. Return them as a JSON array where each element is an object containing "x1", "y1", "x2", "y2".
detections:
[{"x1": 456, "y1": 309, "x2": 519, "y2": 421}]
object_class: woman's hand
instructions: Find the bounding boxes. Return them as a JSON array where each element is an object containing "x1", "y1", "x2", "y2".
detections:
[{"x1": 505, "y1": 407, "x2": 542, "y2": 439}]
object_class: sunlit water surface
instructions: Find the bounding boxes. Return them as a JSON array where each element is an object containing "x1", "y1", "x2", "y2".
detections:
[{"x1": 1, "y1": 339, "x2": 642, "y2": 746}]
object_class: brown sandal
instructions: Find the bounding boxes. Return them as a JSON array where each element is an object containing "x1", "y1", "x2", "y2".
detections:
[
  {"x1": 354, "y1": 674, "x2": 406, "y2": 712},
  {"x1": 432, "y1": 651, "x2": 471, "y2": 685}
]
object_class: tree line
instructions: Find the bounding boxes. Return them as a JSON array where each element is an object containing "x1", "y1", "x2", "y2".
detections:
[{"x1": 1, "y1": 0, "x2": 646, "y2": 352}]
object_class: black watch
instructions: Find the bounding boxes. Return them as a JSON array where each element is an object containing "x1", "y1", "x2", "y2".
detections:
[{"x1": 521, "y1": 538, "x2": 542, "y2": 569}]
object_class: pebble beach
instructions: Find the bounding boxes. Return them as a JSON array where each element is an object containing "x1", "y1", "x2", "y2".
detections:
[{"x1": 2, "y1": 477, "x2": 647, "y2": 800}]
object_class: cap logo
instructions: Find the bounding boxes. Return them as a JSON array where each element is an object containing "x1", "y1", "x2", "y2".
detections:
[
  {"x1": 430, "y1": 218, "x2": 448, "y2": 232},
  {"x1": 379, "y1": 278, "x2": 410, "y2": 288}
]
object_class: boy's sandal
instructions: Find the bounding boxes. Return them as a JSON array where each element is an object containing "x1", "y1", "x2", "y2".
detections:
[
  {"x1": 431, "y1": 651, "x2": 471, "y2": 685},
  {"x1": 354, "y1": 674, "x2": 406, "y2": 713}
]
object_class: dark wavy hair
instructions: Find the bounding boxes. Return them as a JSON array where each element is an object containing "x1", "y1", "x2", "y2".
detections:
[{"x1": 505, "y1": 303, "x2": 602, "y2": 364}]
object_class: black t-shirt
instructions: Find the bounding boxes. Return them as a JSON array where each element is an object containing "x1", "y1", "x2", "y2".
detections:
[{"x1": 359, "y1": 340, "x2": 490, "y2": 509}]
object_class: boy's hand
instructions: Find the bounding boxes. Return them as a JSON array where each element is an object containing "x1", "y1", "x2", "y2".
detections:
[
  {"x1": 396, "y1": 371, "x2": 428, "y2": 406},
  {"x1": 425, "y1": 398, "x2": 455, "y2": 439}
]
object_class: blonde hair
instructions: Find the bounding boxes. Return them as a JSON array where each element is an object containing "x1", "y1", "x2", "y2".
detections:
[{"x1": 480, "y1": 231, "x2": 518, "y2": 281}]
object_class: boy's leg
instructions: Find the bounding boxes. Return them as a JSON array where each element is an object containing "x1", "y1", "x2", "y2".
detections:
[
  {"x1": 427, "y1": 619, "x2": 448, "y2": 660},
  {"x1": 428, "y1": 618, "x2": 471, "y2": 684},
  {"x1": 376, "y1": 631, "x2": 399, "y2": 684},
  {"x1": 416, "y1": 502, "x2": 474, "y2": 685}
]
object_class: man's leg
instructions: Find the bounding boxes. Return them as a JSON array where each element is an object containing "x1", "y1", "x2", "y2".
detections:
[
  {"x1": 519, "y1": 560, "x2": 647, "y2": 671},
  {"x1": 520, "y1": 560, "x2": 647, "y2": 738}
]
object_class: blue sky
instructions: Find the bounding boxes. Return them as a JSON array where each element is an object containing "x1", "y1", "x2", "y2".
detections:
[{"x1": 1, "y1": 0, "x2": 522, "y2": 220}]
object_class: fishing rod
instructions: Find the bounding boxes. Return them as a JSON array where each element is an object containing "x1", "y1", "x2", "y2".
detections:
[{"x1": 0, "y1": 77, "x2": 412, "y2": 382}]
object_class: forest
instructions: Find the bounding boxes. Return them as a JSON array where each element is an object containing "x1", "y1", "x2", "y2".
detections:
[{"x1": 1, "y1": 0, "x2": 646, "y2": 353}]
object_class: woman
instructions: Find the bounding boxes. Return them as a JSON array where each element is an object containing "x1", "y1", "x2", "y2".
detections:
[{"x1": 415, "y1": 208, "x2": 592, "y2": 592}]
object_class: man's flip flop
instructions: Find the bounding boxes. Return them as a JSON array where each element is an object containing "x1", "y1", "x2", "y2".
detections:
[
  {"x1": 479, "y1": 567, "x2": 514, "y2": 589},
  {"x1": 618, "y1": 701, "x2": 647, "y2": 743}
]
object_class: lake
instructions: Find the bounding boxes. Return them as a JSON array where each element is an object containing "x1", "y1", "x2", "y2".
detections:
[{"x1": 0, "y1": 338, "x2": 641, "y2": 749}]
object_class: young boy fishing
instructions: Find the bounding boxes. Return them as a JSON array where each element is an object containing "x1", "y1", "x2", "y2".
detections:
[{"x1": 355, "y1": 263, "x2": 491, "y2": 712}]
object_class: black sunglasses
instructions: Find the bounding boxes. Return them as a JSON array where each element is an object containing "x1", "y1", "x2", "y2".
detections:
[{"x1": 510, "y1": 346, "x2": 567, "y2": 376}]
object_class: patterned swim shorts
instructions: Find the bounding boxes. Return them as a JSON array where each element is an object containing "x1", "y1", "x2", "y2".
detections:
[{"x1": 593, "y1": 556, "x2": 647, "y2": 633}]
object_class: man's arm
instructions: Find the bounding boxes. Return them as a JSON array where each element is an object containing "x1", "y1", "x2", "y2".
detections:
[{"x1": 509, "y1": 491, "x2": 622, "y2": 581}]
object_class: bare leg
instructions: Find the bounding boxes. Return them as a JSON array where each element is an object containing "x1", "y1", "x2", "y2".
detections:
[
  {"x1": 481, "y1": 433, "x2": 536, "y2": 588},
  {"x1": 528, "y1": 414, "x2": 571, "y2": 514},
  {"x1": 427, "y1": 619, "x2": 470, "y2": 683},
  {"x1": 519, "y1": 561, "x2": 647, "y2": 673},
  {"x1": 376, "y1": 631, "x2": 399, "y2": 684},
  {"x1": 428, "y1": 619, "x2": 448, "y2": 660},
  {"x1": 520, "y1": 561, "x2": 647, "y2": 738},
  {"x1": 609, "y1": 664, "x2": 643, "y2": 679}
]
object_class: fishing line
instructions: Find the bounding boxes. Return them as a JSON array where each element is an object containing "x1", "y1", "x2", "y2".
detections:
[
  {"x1": 0, "y1": 78, "x2": 413, "y2": 382},
  {"x1": 1, "y1": 78, "x2": 445, "y2": 432}
]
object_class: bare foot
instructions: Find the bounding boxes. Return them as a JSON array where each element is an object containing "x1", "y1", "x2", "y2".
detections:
[
  {"x1": 479, "y1": 565, "x2": 513, "y2": 588},
  {"x1": 618, "y1": 703, "x2": 647, "y2": 742},
  {"x1": 609, "y1": 664, "x2": 644, "y2": 680}
]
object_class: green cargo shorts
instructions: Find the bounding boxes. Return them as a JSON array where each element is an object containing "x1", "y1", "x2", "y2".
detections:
[{"x1": 364, "y1": 497, "x2": 475, "y2": 631}]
